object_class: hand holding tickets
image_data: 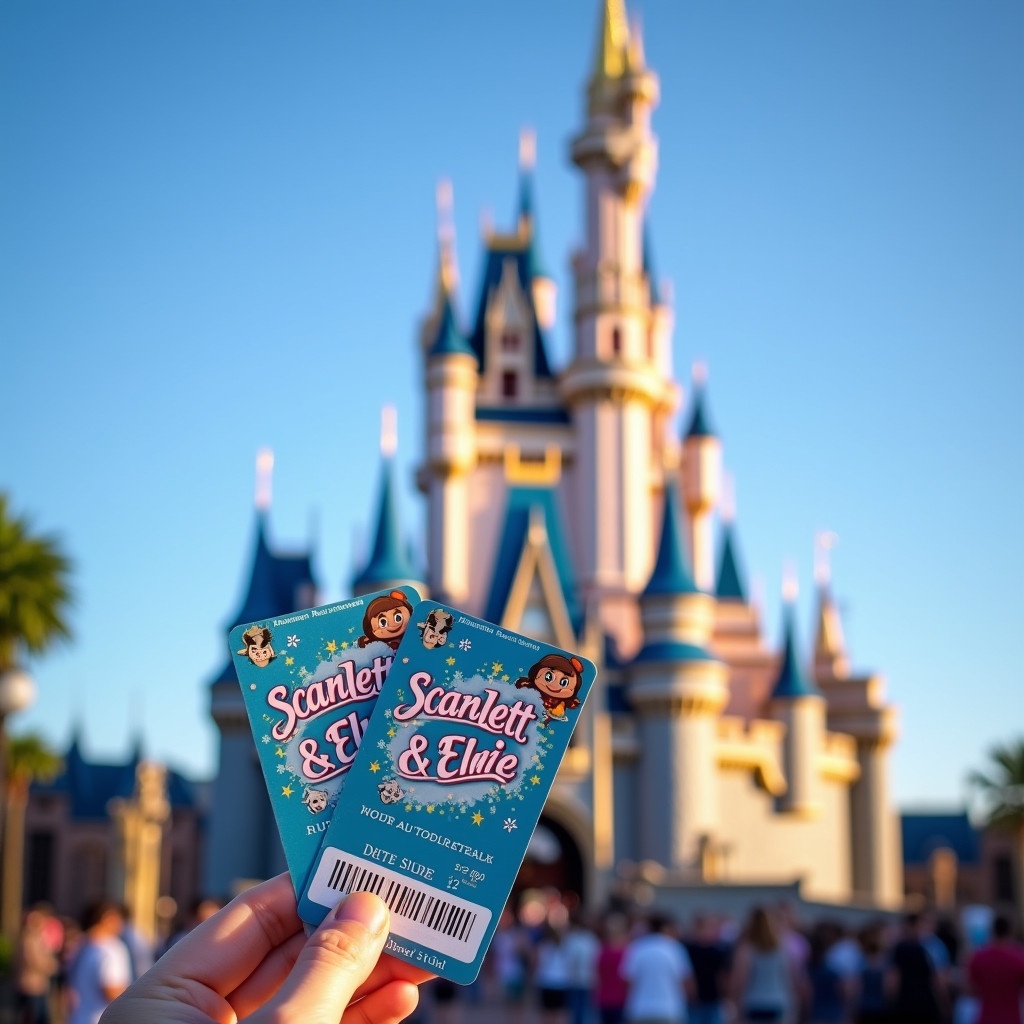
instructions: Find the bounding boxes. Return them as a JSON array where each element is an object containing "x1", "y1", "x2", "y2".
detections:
[
  {"x1": 102, "y1": 873, "x2": 428, "y2": 1024},
  {"x1": 232, "y1": 597, "x2": 597, "y2": 985}
]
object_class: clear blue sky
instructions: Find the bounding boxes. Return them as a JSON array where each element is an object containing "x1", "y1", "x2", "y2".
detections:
[{"x1": 2, "y1": 0, "x2": 1021, "y2": 811}]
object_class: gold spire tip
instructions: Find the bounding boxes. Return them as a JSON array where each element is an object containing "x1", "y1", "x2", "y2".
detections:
[{"x1": 592, "y1": 0, "x2": 630, "y2": 80}]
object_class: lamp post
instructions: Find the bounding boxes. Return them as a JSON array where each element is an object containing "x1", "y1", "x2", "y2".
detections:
[{"x1": 0, "y1": 666, "x2": 36, "y2": 936}]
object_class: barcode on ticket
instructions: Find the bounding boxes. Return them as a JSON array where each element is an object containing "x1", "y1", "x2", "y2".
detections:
[{"x1": 305, "y1": 847, "x2": 492, "y2": 963}]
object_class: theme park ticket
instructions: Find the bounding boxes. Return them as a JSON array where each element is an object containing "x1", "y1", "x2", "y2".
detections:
[
  {"x1": 297, "y1": 600, "x2": 596, "y2": 984},
  {"x1": 229, "y1": 586, "x2": 422, "y2": 895}
]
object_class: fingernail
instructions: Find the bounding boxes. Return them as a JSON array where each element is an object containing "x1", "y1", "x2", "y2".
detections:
[{"x1": 333, "y1": 891, "x2": 388, "y2": 933}]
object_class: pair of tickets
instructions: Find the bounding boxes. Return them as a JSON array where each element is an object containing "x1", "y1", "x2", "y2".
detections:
[{"x1": 229, "y1": 586, "x2": 596, "y2": 984}]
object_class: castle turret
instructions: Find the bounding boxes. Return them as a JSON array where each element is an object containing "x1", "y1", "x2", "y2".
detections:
[
  {"x1": 630, "y1": 481, "x2": 728, "y2": 871},
  {"x1": 353, "y1": 408, "x2": 423, "y2": 596},
  {"x1": 768, "y1": 579, "x2": 826, "y2": 818},
  {"x1": 680, "y1": 367, "x2": 722, "y2": 592},
  {"x1": 420, "y1": 196, "x2": 478, "y2": 604},
  {"x1": 562, "y1": 0, "x2": 673, "y2": 621}
]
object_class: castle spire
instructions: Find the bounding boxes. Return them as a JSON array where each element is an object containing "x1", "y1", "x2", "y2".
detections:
[
  {"x1": 435, "y1": 178, "x2": 458, "y2": 298},
  {"x1": 352, "y1": 407, "x2": 420, "y2": 595},
  {"x1": 813, "y1": 531, "x2": 850, "y2": 679},
  {"x1": 591, "y1": 0, "x2": 629, "y2": 82},
  {"x1": 644, "y1": 480, "x2": 699, "y2": 597},
  {"x1": 517, "y1": 127, "x2": 536, "y2": 226},
  {"x1": 625, "y1": 11, "x2": 646, "y2": 72},
  {"x1": 680, "y1": 363, "x2": 722, "y2": 590},
  {"x1": 770, "y1": 576, "x2": 819, "y2": 699}
]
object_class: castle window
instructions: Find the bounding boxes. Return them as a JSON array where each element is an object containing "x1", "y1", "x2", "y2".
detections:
[
  {"x1": 502, "y1": 371, "x2": 519, "y2": 398},
  {"x1": 611, "y1": 325, "x2": 622, "y2": 355},
  {"x1": 501, "y1": 331, "x2": 520, "y2": 351}
]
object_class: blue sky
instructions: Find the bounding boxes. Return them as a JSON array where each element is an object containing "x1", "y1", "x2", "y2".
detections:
[{"x1": 2, "y1": 0, "x2": 1021, "y2": 811}]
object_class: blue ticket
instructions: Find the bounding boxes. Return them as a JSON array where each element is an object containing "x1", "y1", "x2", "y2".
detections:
[
  {"x1": 297, "y1": 601, "x2": 596, "y2": 983},
  {"x1": 229, "y1": 586, "x2": 421, "y2": 894}
]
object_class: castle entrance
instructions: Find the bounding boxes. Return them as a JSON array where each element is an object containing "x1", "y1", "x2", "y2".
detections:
[{"x1": 512, "y1": 813, "x2": 585, "y2": 906}]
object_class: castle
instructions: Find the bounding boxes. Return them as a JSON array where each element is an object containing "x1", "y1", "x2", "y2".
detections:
[{"x1": 204, "y1": 0, "x2": 903, "y2": 910}]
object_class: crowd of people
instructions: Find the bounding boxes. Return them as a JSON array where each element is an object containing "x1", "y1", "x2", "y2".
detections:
[
  {"x1": 420, "y1": 901, "x2": 1024, "y2": 1024},
  {"x1": 5, "y1": 894, "x2": 1024, "y2": 1024},
  {"x1": 7, "y1": 896, "x2": 223, "y2": 1024}
]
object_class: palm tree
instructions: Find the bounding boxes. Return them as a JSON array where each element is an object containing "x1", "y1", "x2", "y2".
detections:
[
  {"x1": 0, "y1": 493, "x2": 73, "y2": 939},
  {"x1": 969, "y1": 739, "x2": 1024, "y2": 928},
  {"x1": 1, "y1": 734, "x2": 62, "y2": 937},
  {"x1": 0, "y1": 492, "x2": 74, "y2": 671}
]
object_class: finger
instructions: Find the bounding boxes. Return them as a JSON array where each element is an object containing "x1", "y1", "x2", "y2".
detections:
[
  {"x1": 226, "y1": 928, "x2": 307, "y2": 1019},
  {"x1": 343, "y1": 980, "x2": 420, "y2": 1024},
  {"x1": 250, "y1": 891, "x2": 390, "y2": 1024},
  {"x1": 351, "y1": 952, "x2": 434, "y2": 1002},
  {"x1": 156, "y1": 873, "x2": 303, "y2": 997}
]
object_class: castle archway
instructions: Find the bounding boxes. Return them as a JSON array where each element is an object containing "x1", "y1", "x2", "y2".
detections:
[{"x1": 513, "y1": 812, "x2": 587, "y2": 905}]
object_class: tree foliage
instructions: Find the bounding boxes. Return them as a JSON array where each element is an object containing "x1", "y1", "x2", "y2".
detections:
[
  {"x1": 0, "y1": 493, "x2": 73, "y2": 671},
  {"x1": 968, "y1": 738, "x2": 1024, "y2": 833},
  {"x1": 4, "y1": 732, "x2": 63, "y2": 799}
]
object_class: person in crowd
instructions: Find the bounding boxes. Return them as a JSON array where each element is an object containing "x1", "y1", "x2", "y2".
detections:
[
  {"x1": 595, "y1": 913, "x2": 631, "y2": 1024},
  {"x1": 684, "y1": 912, "x2": 731, "y2": 1024},
  {"x1": 621, "y1": 911, "x2": 694, "y2": 1024},
  {"x1": 55, "y1": 916, "x2": 82, "y2": 1022},
  {"x1": 119, "y1": 904, "x2": 155, "y2": 980},
  {"x1": 533, "y1": 921, "x2": 573, "y2": 1024},
  {"x1": 886, "y1": 911, "x2": 946, "y2": 1024},
  {"x1": 806, "y1": 920, "x2": 851, "y2": 1023},
  {"x1": 491, "y1": 906, "x2": 530, "y2": 1019},
  {"x1": 564, "y1": 910, "x2": 601, "y2": 1024},
  {"x1": 100, "y1": 876, "x2": 426, "y2": 1024},
  {"x1": 966, "y1": 912, "x2": 1024, "y2": 1024},
  {"x1": 66, "y1": 901, "x2": 132, "y2": 1024},
  {"x1": 849, "y1": 920, "x2": 890, "y2": 1024},
  {"x1": 730, "y1": 906, "x2": 799, "y2": 1023},
  {"x1": 13, "y1": 906, "x2": 59, "y2": 1024}
]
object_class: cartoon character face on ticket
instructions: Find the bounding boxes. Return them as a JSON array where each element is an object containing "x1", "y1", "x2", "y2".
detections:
[
  {"x1": 514, "y1": 654, "x2": 583, "y2": 721},
  {"x1": 357, "y1": 590, "x2": 413, "y2": 651},
  {"x1": 238, "y1": 625, "x2": 276, "y2": 669}
]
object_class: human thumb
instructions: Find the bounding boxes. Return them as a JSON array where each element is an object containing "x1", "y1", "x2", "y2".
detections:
[{"x1": 255, "y1": 891, "x2": 390, "y2": 1024}]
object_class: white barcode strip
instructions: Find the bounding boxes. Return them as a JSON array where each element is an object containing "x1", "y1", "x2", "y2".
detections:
[
  {"x1": 326, "y1": 856, "x2": 479, "y2": 941},
  {"x1": 305, "y1": 847, "x2": 492, "y2": 963}
]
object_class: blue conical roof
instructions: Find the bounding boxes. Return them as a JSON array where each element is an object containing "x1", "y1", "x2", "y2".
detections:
[
  {"x1": 715, "y1": 523, "x2": 747, "y2": 601},
  {"x1": 684, "y1": 385, "x2": 716, "y2": 439},
  {"x1": 770, "y1": 604, "x2": 820, "y2": 699},
  {"x1": 643, "y1": 481, "x2": 700, "y2": 596},
  {"x1": 229, "y1": 512, "x2": 315, "y2": 627},
  {"x1": 428, "y1": 291, "x2": 474, "y2": 358},
  {"x1": 232, "y1": 513, "x2": 277, "y2": 623},
  {"x1": 353, "y1": 458, "x2": 418, "y2": 590}
]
